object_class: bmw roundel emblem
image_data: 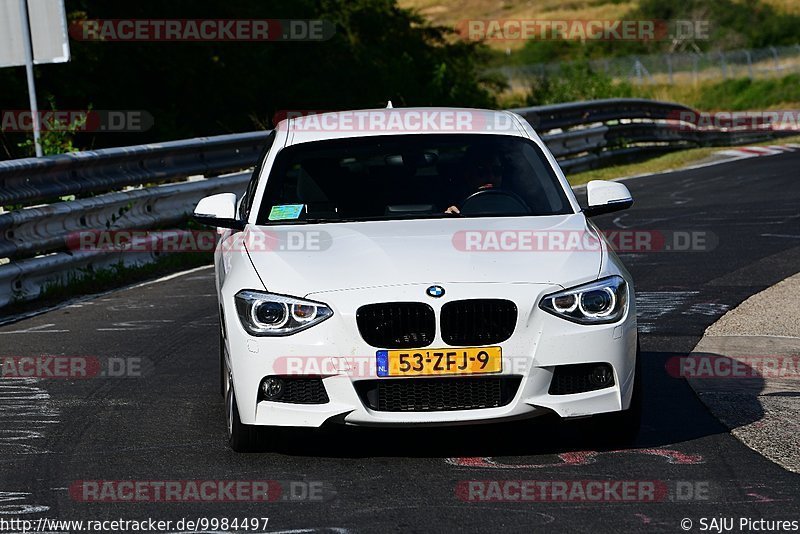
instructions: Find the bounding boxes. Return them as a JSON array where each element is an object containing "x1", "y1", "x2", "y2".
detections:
[{"x1": 426, "y1": 285, "x2": 445, "y2": 298}]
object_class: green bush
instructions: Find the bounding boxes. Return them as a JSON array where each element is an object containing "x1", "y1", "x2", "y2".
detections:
[
  {"x1": 16, "y1": 98, "x2": 91, "y2": 157},
  {"x1": 503, "y1": 0, "x2": 800, "y2": 67},
  {"x1": 633, "y1": 0, "x2": 800, "y2": 50},
  {"x1": 526, "y1": 61, "x2": 634, "y2": 106},
  {"x1": 690, "y1": 73, "x2": 800, "y2": 110}
]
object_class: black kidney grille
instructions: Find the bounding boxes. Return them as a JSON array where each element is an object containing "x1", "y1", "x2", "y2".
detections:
[
  {"x1": 440, "y1": 299, "x2": 517, "y2": 346},
  {"x1": 356, "y1": 303, "x2": 435, "y2": 348},
  {"x1": 355, "y1": 376, "x2": 521, "y2": 412}
]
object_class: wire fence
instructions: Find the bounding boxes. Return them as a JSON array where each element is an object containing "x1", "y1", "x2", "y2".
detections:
[{"x1": 493, "y1": 44, "x2": 800, "y2": 87}]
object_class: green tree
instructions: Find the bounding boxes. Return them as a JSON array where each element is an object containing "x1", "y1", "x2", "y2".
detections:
[
  {"x1": 526, "y1": 61, "x2": 634, "y2": 106},
  {"x1": 0, "y1": 0, "x2": 499, "y2": 160}
]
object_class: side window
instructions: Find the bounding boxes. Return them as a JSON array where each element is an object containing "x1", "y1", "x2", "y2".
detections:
[{"x1": 239, "y1": 130, "x2": 276, "y2": 220}]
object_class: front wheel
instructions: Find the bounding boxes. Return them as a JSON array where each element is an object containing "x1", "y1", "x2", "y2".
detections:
[
  {"x1": 219, "y1": 332, "x2": 225, "y2": 398},
  {"x1": 224, "y1": 365, "x2": 261, "y2": 452},
  {"x1": 589, "y1": 340, "x2": 642, "y2": 446}
]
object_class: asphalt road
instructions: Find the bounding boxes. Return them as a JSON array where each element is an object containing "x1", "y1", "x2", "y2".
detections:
[{"x1": 1, "y1": 151, "x2": 799, "y2": 533}]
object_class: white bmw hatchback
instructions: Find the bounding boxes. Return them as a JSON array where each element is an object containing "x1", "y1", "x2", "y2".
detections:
[{"x1": 194, "y1": 107, "x2": 640, "y2": 451}]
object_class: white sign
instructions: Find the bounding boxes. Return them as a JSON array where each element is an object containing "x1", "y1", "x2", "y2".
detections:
[{"x1": 0, "y1": 0, "x2": 70, "y2": 68}]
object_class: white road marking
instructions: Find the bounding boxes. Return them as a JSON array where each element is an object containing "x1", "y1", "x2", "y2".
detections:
[
  {"x1": 0, "y1": 324, "x2": 68, "y2": 335},
  {"x1": 716, "y1": 150, "x2": 759, "y2": 159},
  {"x1": 0, "y1": 491, "x2": 49, "y2": 515},
  {"x1": 97, "y1": 319, "x2": 175, "y2": 331},
  {"x1": 107, "y1": 303, "x2": 158, "y2": 311},
  {"x1": 129, "y1": 264, "x2": 213, "y2": 290},
  {"x1": 0, "y1": 379, "x2": 59, "y2": 455},
  {"x1": 636, "y1": 291, "x2": 699, "y2": 333},
  {"x1": 684, "y1": 303, "x2": 730, "y2": 316}
]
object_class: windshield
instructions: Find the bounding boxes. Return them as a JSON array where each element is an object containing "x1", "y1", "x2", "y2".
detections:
[{"x1": 256, "y1": 134, "x2": 572, "y2": 224}]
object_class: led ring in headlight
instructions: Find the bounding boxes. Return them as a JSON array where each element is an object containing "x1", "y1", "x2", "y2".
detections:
[
  {"x1": 252, "y1": 301, "x2": 289, "y2": 329},
  {"x1": 540, "y1": 276, "x2": 627, "y2": 325},
  {"x1": 235, "y1": 290, "x2": 332, "y2": 336},
  {"x1": 552, "y1": 294, "x2": 578, "y2": 313},
  {"x1": 578, "y1": 287, "x2": 616, "y2": 318}
]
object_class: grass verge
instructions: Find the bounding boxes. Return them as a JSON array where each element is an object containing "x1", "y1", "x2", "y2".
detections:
[
  {"x1": 499, "y1": 72, "x2": 800, "y2": 111},
  {"x1": 567, "y1": 135, "x2": 800, "y2": 186},
  {"x1": 645, "y1": 74, "x2": 800, "y2": 112}
]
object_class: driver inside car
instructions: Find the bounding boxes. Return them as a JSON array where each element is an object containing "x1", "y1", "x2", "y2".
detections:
[{"x1": 444, "y1": 149, "x2": 504, "y2": 214}]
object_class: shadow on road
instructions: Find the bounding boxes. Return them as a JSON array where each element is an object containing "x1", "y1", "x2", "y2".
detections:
[{"x1": 228, "y1": 348, "x2": 765, "y2": 458}]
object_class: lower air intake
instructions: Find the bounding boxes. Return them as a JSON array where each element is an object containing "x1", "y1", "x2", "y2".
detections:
[{"x1": 355, "y1": 376, "x2": 521, "y2": 412}]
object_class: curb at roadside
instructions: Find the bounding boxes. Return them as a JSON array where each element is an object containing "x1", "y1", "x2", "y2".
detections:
[{"x1": 685, "y1": 272, "x2": 800, "y2": 473}]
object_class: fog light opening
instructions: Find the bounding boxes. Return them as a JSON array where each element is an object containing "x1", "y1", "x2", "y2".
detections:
[
  {"x1": 589, "y1": 364, "x2": 614, "y2": 388},
  {"x1": 261, "y1": 377, "x2": 284, "y2": 400}
]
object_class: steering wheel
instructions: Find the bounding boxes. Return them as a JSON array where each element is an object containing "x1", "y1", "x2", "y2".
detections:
[{"x1": 459, "y1": 189, "x2": 531, "y2": 216}]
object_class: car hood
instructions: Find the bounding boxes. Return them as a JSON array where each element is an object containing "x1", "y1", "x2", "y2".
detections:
[{"x1": 243, "y1": 214, "x2": 603, "y2": 295}]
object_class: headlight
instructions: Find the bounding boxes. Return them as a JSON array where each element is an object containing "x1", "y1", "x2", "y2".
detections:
[
  {"x1": 540, "y1": 276, "x2": 627, "y2": 324},
  {"x1": 234, "y1": 290, "x2": 333, "y2": 336}
]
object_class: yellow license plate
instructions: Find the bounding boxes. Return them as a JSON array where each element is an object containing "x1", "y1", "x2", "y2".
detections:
[{"x1": 376, "y1": 347, "x2": 502, "y2": 377}]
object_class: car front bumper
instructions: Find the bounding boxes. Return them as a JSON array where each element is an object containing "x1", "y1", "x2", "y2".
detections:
[{"x1": 222, "y1": 282, "x2": 638, "y2": 428}]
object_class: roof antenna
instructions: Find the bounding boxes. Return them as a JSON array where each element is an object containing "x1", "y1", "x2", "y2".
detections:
[{"x1": 386, "y1": 100, "x2": 393, "y2": 109}]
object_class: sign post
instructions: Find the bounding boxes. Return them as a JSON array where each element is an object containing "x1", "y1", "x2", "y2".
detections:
[
  {"x1": 18, "y1": 0, "x2": 42, "y2": 156},
  {"x1": 0, "y1": 0, "x2": 71, "y2": 157}
]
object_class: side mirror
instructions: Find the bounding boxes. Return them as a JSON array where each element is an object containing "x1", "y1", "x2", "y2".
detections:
[
  {"x1": 193, "y1": 193, "x2": 244, "y2": 230},
  {"x1": 583, "y1": 180, "x2": 633, "y2": 217}
]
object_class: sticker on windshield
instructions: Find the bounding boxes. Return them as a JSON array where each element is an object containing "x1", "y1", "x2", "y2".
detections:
[{"x1": 268, "y1": 204, "x2": 304, "y2": 221}]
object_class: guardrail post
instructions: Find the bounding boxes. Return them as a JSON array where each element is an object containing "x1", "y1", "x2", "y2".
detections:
[{"x1": 0, "y1": 263, "x2": 22, "y2": 309}]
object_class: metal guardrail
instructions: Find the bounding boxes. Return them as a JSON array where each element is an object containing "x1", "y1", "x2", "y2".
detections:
[
  {"x1": 0, "y1": 98, "x2": 794, "y2": 309},
  {"x1": 0, "y1": 131, "x2": 267, "y2": 207},
  {"x1": 512, "y1": 98, "x2": 785, "y2": 171},
  {"x1": 0, "y1": 173, "x2": 250, "y2": 308},
  {"x1": 511, "y1": 98, "x2": 696, "y2": 131},
  {"x1": 0, "y1": 173, "x2": 249, "y2": 260}
]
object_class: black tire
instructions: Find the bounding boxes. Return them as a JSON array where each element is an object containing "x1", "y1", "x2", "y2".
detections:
[
  {"x1": 219, "y1": 331, "x2": 226, "y2": 398},
  {"x1": 224, "y1": 364, "x2": 261, "y2": 452},
  {"x1": 590, "y1": 340, "x2": 643, "y2": 446}
]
